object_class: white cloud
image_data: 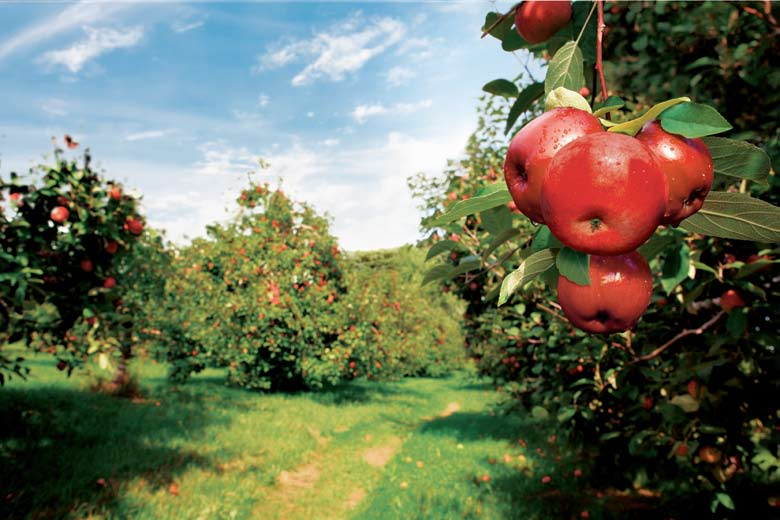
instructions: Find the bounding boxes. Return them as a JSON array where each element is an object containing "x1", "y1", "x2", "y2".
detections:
[
  {"x1": 257, "y1": 94, "x2": 270, "y2": 108},
  {"x1": 171, "y1": 20, "x2": 204, "y2": 34},
  {"x1": 41, "y1": 98, "x2": 69, "y2": 117},
  {"x1": 352, "y1": 99, "x2": 432, "y2": 123},
  {"x1": 386, "y1": 65, "x2": 416, "y2": 87},
  {"x1": 0, "y1": 1, "x2": 133, "y2": 61},
  {"x1": 320, "y1": 138, "x2": 340, "y2": 147},
  {"x1": 125, "y1": 130, "x2": 168, "y2": 142},
  {"x1": 257, "y1": 14, "x2": 407, "y2": 86},
  {"x1": 306, "y1": 111, "x2": 315, "y2": 118},
  {"x1": 196, "y1": 141, "x2": 258, "y2": 177},
  {"x1": 41, "y1": 26, "x2": 144, "y2": 73},
  {"x1": 397, "y1": 37, "x2": 434, "y2": 60}
]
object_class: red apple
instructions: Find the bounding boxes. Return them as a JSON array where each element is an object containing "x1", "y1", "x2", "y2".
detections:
[
  {"x1": 719, "y1": 289, "x2": 746, "y2": 312},
  {"x1": 636, "y1": 121, "x2": 713, "y2": 226},
  {"x1": 80, "y1": 259, "x2": 94, "y2": 273},
  {"x1": 557, "y1": 251, "x2": 653, "y2": 334},
  {"x1": 125, "y1": 217, "x2": 144, "y2": 235},
  {"x1": 514, "y1": 0, "x2": 572, "y2": 44},
  {"x1": 105, "y1": 241, "x2": 119, "y2": 254},
  {"x1": 504, "y1": 108, "x2": 604, "y2": 224},
  {"x1": 542, "y1": 132, "x2": 667, "y2": 255},
  {"x1": 103, "y1": 276, "x2": 117, "y2": 289},
  {"x1": 50, "y1": 206, "x2": 70, "y2": 223},
  {"x1": 109, "y1": 186, "x2": 122, "y2": 201}
]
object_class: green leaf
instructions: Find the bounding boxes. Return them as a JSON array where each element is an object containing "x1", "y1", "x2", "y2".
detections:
[
  {"x1": 422, "y1": 264, "x2": 454, "y2": 286},
  {"x1": 482, "y1": 11, "x2": 514, "y2": 42},
  {"x1": 679, "y1": 192, "x2": 780, "y2": 243},
  {"x1": 482, "y1": 228, "x2": 522, "y2": 260},
  {"x1": 531, "y1": 225, "x2": 564, "y2": 252},
  {"x1": 531, "y1": 405, "x2": 549, "y2": 419},
  {"x1": 425, "y1": 240, "x2": 463, "y2": 261},
  {"x1": 670, "y1": 394, "x2": 699, "y2": 413},
  {"x1": 715, "y1": 493, "x2": 735, "y2": 511},
  {"x1": 544, "y1": 42, "x2": 584, "y2": 95},
  {"x1": 600, "y1": 431, "x2": 622, "y2": 441},
  {"x1": 659, "y1": 102, "x2": 732, "y2": 138},
  {"x1": 661, "y1": 243, "x2": 690, "y2": 295},
  {"x1": 429, "y1": 187, "x2": 512, "y2": 227},
  {"x1": 544, "y1": 86, "x2": 592, "y2": 113},
  {"x1": 483, "y1": 79, "x2": 519, "y2": 98},
  {"x1": 505, "y1": 82, "x2": 545, "y2": 135},
  {"x1": 726, "y1": 308, "x2": 747, "y2": 338},
  {"x1": 502, "y1": 29, "x2": 527, "y2": 52},
  {"x1": 592, "y1": 96, "x2": 625, "y2": 118},
  {"x1": 701, "y1": 137, "x2": 770, "y2": 185},
  {"x1": 498, "y1": 249, "x2": 557, "y2": 306},
  {"x1": 448, "y1": 257, "x2": 481, "y2": 279},
  {"x1": 481, "y1": 205, "x2": 513, "y2": 235},
  {"x1": 557, "y1": 407, "x2": 576, "y2": 423},
  {"x1": 638, "y1": 234, "x2": 676, "y2": 260},
  {"x1": 607, "y1": 97, "x2": 690, "y2": 137},
  {"x1": 556, "y1": 247, "x2": 590, "y2": 286}
]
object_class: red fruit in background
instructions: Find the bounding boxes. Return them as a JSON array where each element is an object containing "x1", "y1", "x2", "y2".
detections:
[
  {"x1": 720, "y1": 289, "x2": 745, "y2": 312},
  {"x1": 636, "y1": 121, "x2": 713, "y2": 226},
  {"x1": 9, "y1": 192, "x2": 23, "y2": 206},
  {"x1": 541, "y1": 475, "x2": 552, "y2": 484},
  {"x1": 579, "y1": 86, "x2": 590, "y2": 97},
  {"x1": 542, "y1": 132, "x2": 667, "y2": 255},
  {"x1": 557, "y1": 251, "x2": 653, "y2": 334},
  {"x1": 349, "y1": 361, "x2": 356, "y2": 369},
  {"x1": 125, "y1": 217, "x2": 144, "y2": 235},
  {"x1": 50, "y1": 206, "x2": 70, "y2": 223},
  {"x1": 105, "y1": 241, "x2": 119, "y2": 254},
  {"x1": 103, "y1": 276, "x2": 117, "y2": 289},
  {"x1": 57, "y1": 360, "x2": 67, "y2": 371},
  {"x1": 643, "y1": 396, "x2": 654, "y2": 410},
  {"x1": 573, "y1": 468, "x2": 583, "y2": 478},
  {"x1": 481, "y1": 474, "x2": 491, "y2": 483},
  {"x1": 488, "y1": 457, "x2": 496, "y2": 465},
  {"x1": 699, "y1": 446, "x2": 722, "y2": 464},
  {"x1": 504, "y1": 108, "x2": 603, "y2": 224},
  {"x1": 80, "y1": 259, "x2": 94, "y2": 273},
  {"x1": 675, "y1": 443, "x2": 689, "y2": 457},
  {"x1": 447, "y1": 192, "x2": 458, "y2": 201},
  {"x1": 687, "y1": 380, "x2": 700, "y2": 399},
  {"x1": 109, "y1": 186, "x2": 122, "y2": 201},
  {"x1": 514, "y1": 0, "x2": 572, "y2": 44}
]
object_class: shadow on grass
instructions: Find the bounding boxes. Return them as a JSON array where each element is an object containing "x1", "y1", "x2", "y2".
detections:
[
  {"x1": 418, "y1": 411, "x2": 533, "y2": 443},
  {"x1": 0, "y1": 386, "x2": 225, "y2": 519},
  {"x1": 307, "y1": 380, "x2": 425, "y2": 406}
]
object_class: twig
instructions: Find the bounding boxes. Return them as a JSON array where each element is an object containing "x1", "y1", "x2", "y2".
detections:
[
  {"x1": 631, "y1": 311, "x2": 726, "y2": 364},
  {"x1": 537, "y1": 303, "x2": 569, "y2": 323},
  {"x1": 596, "y1": 0, "x2": 610, "y2": 106},
  {"x1": 481, "y1": 4, "x2": 519, "y2": 39}
]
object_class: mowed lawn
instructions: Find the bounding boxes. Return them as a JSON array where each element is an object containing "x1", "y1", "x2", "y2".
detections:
[{"x1": 0, "y1": 354, "x2": 594, "y2": 519}]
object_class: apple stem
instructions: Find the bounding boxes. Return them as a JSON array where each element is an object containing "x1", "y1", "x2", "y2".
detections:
[
  {"x1": 537, "y1": 303, "x2": 569, "y2": 323},
  {"x1": 596, "y1": 0, "x2": 609, "y2": 107},
  {"x1": 631, "y1": 311, "x2": 726, "y2": 364}
]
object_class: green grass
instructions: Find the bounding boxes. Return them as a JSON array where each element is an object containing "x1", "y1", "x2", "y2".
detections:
[{"x1": 0, "y1": 354, "x2": 596, "y2": 519}]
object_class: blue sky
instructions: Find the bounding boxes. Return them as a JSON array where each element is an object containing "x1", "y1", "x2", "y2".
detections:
[{"x1": 0, "y1": 1, "x2": 539, "y2": 250}]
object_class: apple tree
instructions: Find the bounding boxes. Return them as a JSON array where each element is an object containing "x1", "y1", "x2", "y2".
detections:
[
  {"x1": 0, "y1": 139, "x2": 147, "y2": 388},
  {"x1": 418, "y1": 1, "x2": 779, "y2": 515}
]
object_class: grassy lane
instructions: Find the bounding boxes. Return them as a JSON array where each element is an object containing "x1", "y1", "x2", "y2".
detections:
[{"x1": 0, "y1": 355, "x2": 589, "y2": 519}]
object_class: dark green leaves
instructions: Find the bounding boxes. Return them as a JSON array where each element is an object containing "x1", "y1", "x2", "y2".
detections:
[
  {"x1": 661, "y1": 243, "x2": 690, "y2": 294},
  {"x1": 680, "y1": 192, "x2": 780, "y2": 243},
  {"x1": 498, "y1": 249, "x2": 557, "y2": 305},
  {"x1": 702, "y1": 137, "x2": 770, "y2": 185},
  {"x1": 482, "y1": 79, "x2": 519, "y2": 98},
  {"x1": 592, "y1": 96, "x2": 625, "y2": 118},
  {"x1": 659, "y1": 103, "x2": 732, "y2": 138},
  {"x1": 429, "y1": 186, "x2": 511, "y2": 227},
  {"x1": 505, "y1": 82, "x2": 544, "y2": 135},
  {"x1": 556, "y1": 247, "x2": 590, "y2": 285},
  {"x1": 531, "y1": 225, "x2": 564, "y2": 252},
  {"x1": 482, "y1": 11, "x2": 514, "y2": 42},
  {"x1": 425, "y1": 240, "x2": 463, "y2": 261},
  {"x1": 544, "y1": 42, "x2": 584, "y2": 95},
  {"x1": 422, "y1": 264, "x2": 454, "y2": 286}
]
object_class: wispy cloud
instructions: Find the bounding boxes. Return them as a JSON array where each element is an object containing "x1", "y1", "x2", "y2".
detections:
[
  {"x1": 257, "y1": 94, "x2": 270, "y2": 108},
  {"x1": 196, "y1": 141, "x2": 257, "y2": 177},
  {"x1": 41, "y1": 98, "x2": 69, "y2": 117},
  {"x1": 352, "y1": 99, "x2": 432, "y2": 123},
  {"x1": 256, "y1": 14, "x2": 407, "y2": 87},
  {"x1": 0, "y1": 1, "x2": 133, "y2": 61},
  {"x1": 171, "y1": 20, "x2": 204, "y2": 34},
  {"x1": 125, "y1": 129, "x2": 169, "y2": 142},
  {"x1": 41, "y1": 26, "x2": 143, "y2": 73},
  {"x1": 385, "y1": 65, "x2": 415, "y2": 87}
]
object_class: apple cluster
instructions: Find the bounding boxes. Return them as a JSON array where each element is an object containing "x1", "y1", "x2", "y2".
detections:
[{"x1": 504, "y1": 107, "x2": 714, "y2": 333}]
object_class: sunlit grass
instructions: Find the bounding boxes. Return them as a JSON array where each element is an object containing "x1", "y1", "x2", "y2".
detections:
[{"x1": 1, "y1": 353, "x2": 594, "y2": 519}]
